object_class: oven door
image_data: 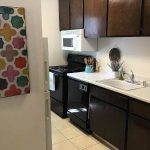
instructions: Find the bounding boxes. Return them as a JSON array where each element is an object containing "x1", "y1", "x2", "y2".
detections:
[
  {"x1": 50, "y1": 72, "x2": 68, "y2": 117},
  {"x1": 50, "y1": 72, "x2": 63, "y2": 102}
]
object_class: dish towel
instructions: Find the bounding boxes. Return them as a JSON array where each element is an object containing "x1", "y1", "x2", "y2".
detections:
[{"x1": 49, "y1": 72, "x2": 55, "y2": 91}]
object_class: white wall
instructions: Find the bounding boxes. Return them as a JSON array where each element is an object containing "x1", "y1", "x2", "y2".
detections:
[
  {"x1": 41, "y1": 0, "x2": 67, "y2": 66},
  {"x1": 97, "y1": 37, "x2": 150, "y2": 78},
  {"x1": 0, "y1": 1, "x2": 47, "y2": 150}
]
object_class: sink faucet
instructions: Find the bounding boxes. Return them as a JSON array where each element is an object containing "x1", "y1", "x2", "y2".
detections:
[
  {"x1": 120, "y1": 70, "x2": 135, "y2": 83},
  {"x1": 128, "y1": 70, "x2": 135, "y2": 83}
]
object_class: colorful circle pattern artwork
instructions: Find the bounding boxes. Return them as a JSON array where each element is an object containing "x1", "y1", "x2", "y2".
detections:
[{"x1": 0, "y1": 6, "x2": 30, "y2": 98}]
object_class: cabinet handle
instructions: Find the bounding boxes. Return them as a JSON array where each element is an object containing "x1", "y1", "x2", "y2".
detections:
[{"x1": 88, "y1": 94, "x2": 92, "y2": 120}]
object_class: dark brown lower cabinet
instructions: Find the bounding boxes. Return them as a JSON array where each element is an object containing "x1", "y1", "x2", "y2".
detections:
[
  {"x1": 127, "y1": 114, "x2": 150, "y2": 150},
  {"x1": 90, "y1": 96, "x2": 127, "y2": 150}
]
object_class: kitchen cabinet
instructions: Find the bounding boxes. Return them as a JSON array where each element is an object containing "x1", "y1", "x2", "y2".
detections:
[
  {"x1": 84, "y1": 0, "x2": 108, "y2": 38},
  {"x1": 59, "y1": 0, "x2": 70, "y2": 30},
  {"x1": 141, "y1": 0, "x2": 150, "y2": 35},
  {"x1": 59, "y1": 0, "x2": 150, "y2": 37},
  {"x1": 68, "y1": 78, "x2": 90, "y2": 132},
  {"x1": 90, "y1": 85, "x2": 128, "y2": 150},
  {"x1": 70, "y1": 0, "x2": 83, "y2": 29},
  {"x1": 59, "y1": 0, "x2": 83, "y2": 30},
  {"x1": 127, "y1": 99, "x2": 150, "y2": 150},
  {"x1": 107, "y1": 0, "x2": 142, "y2": 36},
  {"x1": 127, "y1": 114, "x2": 150, "y2": 150}
]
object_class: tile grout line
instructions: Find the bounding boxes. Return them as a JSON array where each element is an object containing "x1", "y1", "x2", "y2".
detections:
[
  {"x1": 52, "y1": 139, "x2": 69, "y2": 146},
  {"x1": 52, "y1": 139, "x2": 68, "y2": 146},
  {"x1": 68, "y1": 138, "x2": 80, "y2": 150},
  {"x1": 53, "y1": 139, "x2": 80, "y2": 150},
  {"x1": 52, "y1": 128, "x2": 68, "y2": 145}
]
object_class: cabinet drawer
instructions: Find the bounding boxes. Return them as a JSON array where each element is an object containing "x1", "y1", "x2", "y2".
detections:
[
  {"x1": 129, "y1": 99, "x2": 150, "y2": 120},
  {"x1": 90, "y1": 85, "x2": 128, "y2": 110}
]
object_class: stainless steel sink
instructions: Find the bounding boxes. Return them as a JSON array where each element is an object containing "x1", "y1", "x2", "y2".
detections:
[{"x1": 96, "y1": 79, "x2": 144, "y2": 91}]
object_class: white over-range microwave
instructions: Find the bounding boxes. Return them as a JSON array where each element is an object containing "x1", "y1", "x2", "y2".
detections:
[{"x1": 61, "y1": 29, "x2": 97, "y2": 51}]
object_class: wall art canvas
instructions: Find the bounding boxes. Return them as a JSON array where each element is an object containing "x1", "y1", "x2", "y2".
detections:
[{"x1": 0, "y1": 6, "x2": 30, "y2": 98}]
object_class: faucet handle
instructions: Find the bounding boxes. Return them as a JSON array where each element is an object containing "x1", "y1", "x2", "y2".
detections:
[
  {"x1": 119, "y1": 68, "x2": 125, "y2": 80},
  {"x1": 129, "y1": 70, "x2": 135, "y2": 83}
]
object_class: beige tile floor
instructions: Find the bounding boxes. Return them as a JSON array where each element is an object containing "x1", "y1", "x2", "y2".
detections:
[{"x1": 51, "y1": 111, "x2": 111, "y2": 150}]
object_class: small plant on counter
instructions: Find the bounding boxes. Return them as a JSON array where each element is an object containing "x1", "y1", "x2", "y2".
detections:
[
  {"x1": 108, "y1": 47, "x2": 124, "y2": 72},
  {"x1": 107, "y1": 61, "x2": 124, "y2": 72},
  {"x1": 108, "y1": 47, "x2": 124, "y2": 78}
]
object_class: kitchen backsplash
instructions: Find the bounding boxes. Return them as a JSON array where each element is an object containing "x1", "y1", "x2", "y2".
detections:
[{"x1": 96, "y1": 37, "x2": 150, "y2": 79}]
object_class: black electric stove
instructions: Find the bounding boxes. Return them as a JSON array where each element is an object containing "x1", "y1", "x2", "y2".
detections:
[{"x1": 49, "y1": 54, "x2": 91, "y2": 118}]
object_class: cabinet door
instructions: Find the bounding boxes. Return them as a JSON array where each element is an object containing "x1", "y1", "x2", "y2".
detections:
[
  {"x1": 59, "y1": 0, "x2": 70, "y2": 30},
  {"x1": 108, "y1": 0, "x2": 142, "y2": 36},
  {"x1": 142, "y1": 0, "x2": 150, "y2": 35},
  {"x1": 90, "y1": 96, "x2": 126, "y2": 150},
  {"x1": 84, "y1": 0, "x2": 107, "y2": 38},
  {"x1": 127, "y1": 114, "x2": 150, "y2": 150},
  {"x1": 70, "y1": 0, "x2": 83, "y2": 29}
]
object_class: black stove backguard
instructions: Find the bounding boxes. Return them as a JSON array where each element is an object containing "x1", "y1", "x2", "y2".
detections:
[
  {"x1": 50, "y1": 54, "x2": 96, "y2": 118},
  {"x1": 67, "y1": 54, "x2": 96, "y2": 72}
]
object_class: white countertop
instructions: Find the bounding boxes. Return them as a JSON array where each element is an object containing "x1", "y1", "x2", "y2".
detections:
[{"x1": 67, "y1": 72, "x2": 150, "y2": 104}]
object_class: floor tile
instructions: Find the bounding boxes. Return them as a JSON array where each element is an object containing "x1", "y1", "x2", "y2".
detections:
[
  {"x1": 51, "y1": 112, "x2": 60, "y2": 120},
  {"x1": 60, "y1": 126, "x2": 83, "y2": 139},
  {"x1": 52, "y1": 126, "x2": 58, "y2": 134},
  {"x1": 70, "y1": 134, "x2": 97, "y2": 149},
  {"x1": 52, "y1": 118, "x2": 71, "y2": 131},
  {"x1": 53, "y1": 140, "x2": 78, "y2": 150},
  {"x1": 84, "y1": 144, "x2": 110, "y2": 150},
  {"x1": 51, "y1": 111, "x2": 112, "y2": 150},
  {"x1": 52, "y1": 128, "x2": 67, "y2": 144}
]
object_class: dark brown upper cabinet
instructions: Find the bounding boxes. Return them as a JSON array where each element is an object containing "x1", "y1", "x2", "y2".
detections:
[
  {"x1": 59, "y1": 0, "x2": 83, "y2": 30},
  {"x1": 141, "y1": 0, "x2": 150, "y2": 35},
  {"x1": 107, "y1": 0, "x2": 142, "y2": 37},
  {"x1": 59, "y1": 0, "x2": 70, "y2": 30},
  {"x1": 70, "y1": 0, "x2": 83, "y2": 29},
  {"x1": 84, "y1": 0, "x2": 108, "y2": 38}
]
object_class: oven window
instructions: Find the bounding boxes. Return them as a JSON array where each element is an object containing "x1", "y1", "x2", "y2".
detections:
[{"x1": 63, "y1": 38, "x2": 73, "y2": 47}]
